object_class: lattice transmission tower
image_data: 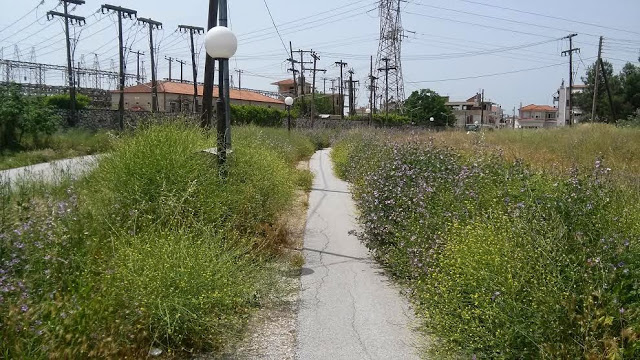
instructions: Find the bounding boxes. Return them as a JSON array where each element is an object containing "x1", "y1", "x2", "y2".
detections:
[{"x1": 375, "y1": 0, "x2": 405, "y2": 111}]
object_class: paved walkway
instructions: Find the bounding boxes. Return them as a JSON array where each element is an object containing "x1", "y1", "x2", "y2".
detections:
[
  {"x1": 0, "y1": 155, "x2": 100, "y2": 188},
  {"x1": 296, "y1": 149, "x2": 421, "y2": 360}
]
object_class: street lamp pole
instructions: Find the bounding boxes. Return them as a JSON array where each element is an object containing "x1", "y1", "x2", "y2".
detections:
[
  {"x1": 285, "y1": 96, "x2": 294, "y2": 132},
  {"x1": 205, "y1": 0, "x2": 237, "y2": 167}
]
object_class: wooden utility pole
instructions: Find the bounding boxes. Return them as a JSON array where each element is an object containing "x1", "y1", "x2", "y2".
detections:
[
  {"x1": 591, "y1": 36, "x2": 603, "y2": 122},
  {"x1": 287, "y1": 41, "x2": 298, "y2": 97},
  {"x1": 330, "y1": 78, "x2": 336, "y2": 115},
  {"x1": 235, "y1": 69, "x2": 243, "y2": 90},
  {"x1": 368, "y1": 55, "x2": 378, "y2": 124},
  {"x1": 129, "y1": 49, "x2": 144, "y2": 84},
  {"x1": 48, "y1": 0, "x2": 86, "y2": 126},
  {"x1": 335, "y1": 60, "x2": 348, "y2": 120},
  {"x1": 562, "y1": 33, "x2": 580, "y2": 126},
  {"x1": 480, "y1": 89, "x2": 485, "y2": 125},
  {"x1": 101, "y1": 4, "x2": 136, "y2": 129},
  {"x1": 201, "y1": 0, "x2": 218, "y2": 127},
  {"x1": 138, "y1": 17, "x2": 162, "y2": 113},
  {"x1": 165, "y1": 56, "x2": 175, "y2": 81},
  {"x1": 513, "y1": 107, "x2": 516, "y2": 129},
  {"x1": 347, "y1": 69, "x2": 359, "y2": 116},
  {"x1": 309, "y1": 52, "x2": 326, "y2": 125},
  {"x1": 600, "y1": 57, "x2": 616, "y2": 122},
  {"x1": 178, "y1": 24, "x2": 204, "y2": 114},
  {"x1": 293, "y1": 49, "x2": 313, "y2": 116},
  {"x1": 176, "y1": 59, "x2": 187, "y2": 82},
  {"x1": 377, "y1": 57, "x2": 396, "y2": 122}
]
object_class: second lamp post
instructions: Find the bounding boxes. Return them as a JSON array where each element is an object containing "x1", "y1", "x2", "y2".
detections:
[
  {"x1": 204, "y1": 5, "x2": 237, "y2": 165},
  {"x1": 285, "y1": 96, "x2": 294, "y2": 132}
]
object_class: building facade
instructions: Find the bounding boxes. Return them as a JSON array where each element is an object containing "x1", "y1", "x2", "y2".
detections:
[
  {"x1": 518, "y1": 104, "x2": 559, "y2": 128},
  {"x1": 555, "y1": 82, "x2": 586, "y2": 125},
  {"x1": 445, "y1": 94, "x2": 504, "y2": 128},
  {"x1": 111, "y1": 81, "x2": 285, "y2": 113}
]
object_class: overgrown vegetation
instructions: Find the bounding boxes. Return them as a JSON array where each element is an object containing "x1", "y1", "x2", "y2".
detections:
[
  {"x1": 44, "y1": 93, "x2": 91, "y2": 111},
  {"x1": 332, "y1": 126, "x2": 640, "y2": 359},
  {"x1": 231, "y1": 104, "x2": 288, "y2": 127},
  {"x1": 0, "y1": 124, "x2": 316, "y2": 358}
]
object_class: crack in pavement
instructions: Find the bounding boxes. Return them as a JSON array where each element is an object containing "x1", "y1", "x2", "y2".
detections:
[{"x1": 348, "y1": 266, "x2": 372, "y2": 360}]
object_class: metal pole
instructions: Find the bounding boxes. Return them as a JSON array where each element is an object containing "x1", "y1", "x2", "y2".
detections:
[
  {"x1": 117, "y1": 13, "x2": 125, "y2": 128},
  {"x1": 287, "y1": 105, "x2": 291, "y2": 132},
  {"x1": 63, "y1": 2, "x2": 77, "y2": 126},
  {"x1": 201, "y1": 0, "x2": 218, "y2": 128}
]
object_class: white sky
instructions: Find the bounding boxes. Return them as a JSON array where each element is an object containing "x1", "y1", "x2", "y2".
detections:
[{"x1": 0, "y1": 0, "x2": 638, "y2": 111}]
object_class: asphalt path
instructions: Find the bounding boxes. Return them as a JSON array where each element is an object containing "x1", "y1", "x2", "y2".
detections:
[
  {"x1": 296, "y1": 149, "x2": 421, "y2": 360},
  {"x1": 0, "y1": 155, "x2": 101, "y2": 188}
]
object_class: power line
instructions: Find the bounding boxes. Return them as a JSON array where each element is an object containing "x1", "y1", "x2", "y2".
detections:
[
  {"x1": 261, "y1": 0, "x2": 289, "y2": 57},
  {"x1": 454, "y1": 0, "x2": 640, "y2": 37},
  {"x1": 406, "y1": 58, "x2": 596, "y2": 84},
  {"x1": 0, "y1": 0, "x2": 47, "y2": 35}
]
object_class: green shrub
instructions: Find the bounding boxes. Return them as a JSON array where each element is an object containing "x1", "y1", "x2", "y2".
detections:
[
  {"x1": 231, "y1": 104, "x2": 286, "y2": 127},
  {"x1": 44, "y1": 93, "x2": 91, "y2": 110},
  {"x1": 0, "y1": 123, "x2": 315, "y2": 357},
  {"x1": 333, "y1": 131, "x2": 640, "y2": 359}
]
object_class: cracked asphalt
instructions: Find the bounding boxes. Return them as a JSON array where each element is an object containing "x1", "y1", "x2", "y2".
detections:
[{"x1": 296, "y1": 149, "x2": 421, "y2": 360}]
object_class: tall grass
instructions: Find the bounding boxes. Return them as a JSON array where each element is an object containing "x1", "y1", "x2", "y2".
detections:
[
  {"x1": 0, "y1": 129, "x2": 114, "y2": 170},
  {"x1": 333, "y1": 128, "x2": 640, "y2": 359},
  {"x1": 0, "y1": 124, "x2": 315, "y2": 358}
]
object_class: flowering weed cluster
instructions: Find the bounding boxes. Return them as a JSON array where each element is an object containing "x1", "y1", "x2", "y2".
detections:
[
  {"x1": 1, "y1": 124, "x2": 316, "y2": 358},
  {"x1": 333, "y1": 130, "x2": 640, "y2": 359}
]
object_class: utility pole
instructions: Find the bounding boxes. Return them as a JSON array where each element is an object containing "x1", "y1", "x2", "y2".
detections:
[
  {"x1": 176, "y1": 59, "x2": 187, "y2": 82},
  {"x1": 101, "y1": 4, "x2": 136, "y2": 129},
  {"x1": 480, "y1": 89, "x2": 485, "y2": 125},
  {"x1": 287, "y1": 41, "x2": 298, "y2": 98},
  {"x1": 47, "y1": 0, "x2": 86, "y2": 126},
  {"x1": 129, "y1": 49, "x2": 144, "y2": 84},
  {"x1": 512, "y1": 107, "x2": 516, "y2": 129},
  {"x1": 322, "y1": 77, "x2": 327, "y2": 94},
  {"x1": 138, "y1": 17, "x2": 163, "y2": 113},
  {"x1": 235, "y1": 69, "x2": 243, "y2": 90},
  {"x1": 591, "y1": 36, "x2": 603, "y2": 122},
  {"x1": 293, "y1": 49, "x2": 313, "y2": 116},
  {"x1": 310, "y1": 52, "x2": 326, "y2": 125},
  {"x1": 178, "y1": 24, "x2": 204, "y2": 114},
  {"x1": 330, "y1": 78, "x2": 336, "y2": 115},
  {"x1": 335, "y1": 60, "x2": 348, "y2": 120},
  {"x1": 201, "y1": 0, "x2": 218, "y2": 127},
  {"x1": 561, "y1": 33, "x2": 580, "y2": 126},
  {"x1": 165, "y1": 56, "x2": 174, "y2": 81},
  {"x1": 347, "y1": 69, "x2": 360, "y2": 116},
  {"x1": 600, "y1": 56, "x2": 616, "y2": 122},
  {"x1": 377, "y1": 57, "x2": 396, "y2": 122},
  {"x1": 368, "y1": 55, "x2": 378, "y2": 125}
]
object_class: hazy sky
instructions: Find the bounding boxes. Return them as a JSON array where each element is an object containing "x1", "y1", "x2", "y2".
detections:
[{"x1": 0, "y1": 0, "x2": 638, "y2": 111}]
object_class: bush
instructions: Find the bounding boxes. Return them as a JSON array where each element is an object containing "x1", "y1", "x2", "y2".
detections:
[
  {"x1": 0, "y1": 123, "x2": 315, "y2": 357},
  {"x1": 0, "y1": 83, "x2": 62, "y2": 150},
  {"x1": 333, "y1": 131, "x2": 640, "y2": 359},
  {"x1": 231, "y1": 104, "x2": 287, "y2": 127},
  {"x1": 44, "y1": 93, "x2": 91, "y2": 110}
]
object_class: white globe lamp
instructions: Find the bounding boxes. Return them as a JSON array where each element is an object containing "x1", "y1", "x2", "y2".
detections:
[
  {"x1": 285, "y1": 97, "x2": 294, "y2": 107},
  {"x1": 430, "y1": 117, "x2": 435, "y2": 122},
  {"x1": 205, "y1": 26, "x2": 238, "y2": 59},
  {"x1": 365, "y1": 108, "x2": 371, "y2": 114}
]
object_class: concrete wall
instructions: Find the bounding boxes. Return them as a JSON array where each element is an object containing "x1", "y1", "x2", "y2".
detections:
[{"x1": 112, "y1": 93, "x2": 286, "y2": 112}]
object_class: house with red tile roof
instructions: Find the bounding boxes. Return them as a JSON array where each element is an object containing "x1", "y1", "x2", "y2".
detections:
[
  {"x1": 518, "y1": 104, "x2": 559, "y2": 128},
  {"x1": 111, "y1": 81, "x2": 285, "y2": 112}
]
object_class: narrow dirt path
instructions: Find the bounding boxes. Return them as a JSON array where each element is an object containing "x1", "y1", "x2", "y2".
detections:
[{"x1": 296, "y1": 149, "x2": 421, "y2": 360}]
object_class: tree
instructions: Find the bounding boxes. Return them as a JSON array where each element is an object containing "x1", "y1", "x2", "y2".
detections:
[
  {"x1": 0, "y1": 84, "x2": 26, "y2": 148},
  {"x1": 575, "y1": 60, "x2": 639, "y2": 122},
  {"x1": 404, "y1": 89, "x2": 454, "y2": 126},
  {"x1": 0, "y1": 83, "x2": 61, "y2": 150},
  {"x1": 20, "y1": 97, "x2": 62, "y2": 145}
]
